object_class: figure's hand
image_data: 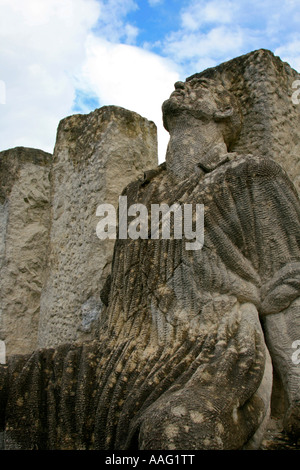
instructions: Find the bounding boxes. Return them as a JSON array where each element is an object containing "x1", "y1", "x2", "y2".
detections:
[{"x1": 197, "y1": 302, "x2": 266, "y2": 405}]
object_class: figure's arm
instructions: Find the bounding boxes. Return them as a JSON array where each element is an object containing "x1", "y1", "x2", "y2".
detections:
[
  {"x1": 260, "y1": 262, "x2": 300, "y2": 316},
  {"x1": 220, "y1": 156, "x2": 300, "y2": 439}
]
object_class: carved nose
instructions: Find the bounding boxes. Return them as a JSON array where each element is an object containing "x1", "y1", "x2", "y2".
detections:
[{"x1": 174, "y1": 81, "x2": 185, "y2": 90}]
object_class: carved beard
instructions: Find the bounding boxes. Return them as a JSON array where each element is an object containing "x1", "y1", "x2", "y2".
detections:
[
  {"x1": 162, "y1": 96, "x2": 181, "y2": 129},
  {"x1": 162, "y1": 96, "x2": 216, "y2": 132}
]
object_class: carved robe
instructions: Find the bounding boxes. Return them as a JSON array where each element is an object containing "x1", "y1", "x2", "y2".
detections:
[{"x1": 0, "y1": 155, "x2": 300, "y2": 449}]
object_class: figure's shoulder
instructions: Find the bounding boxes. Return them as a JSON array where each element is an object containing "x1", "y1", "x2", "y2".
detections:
[
  {"x1": 212, "y1": 153, "x2": 291, "y2": 182},
  {"x1": 196, "y1": 153, "x2": 300, "y2": 203}
]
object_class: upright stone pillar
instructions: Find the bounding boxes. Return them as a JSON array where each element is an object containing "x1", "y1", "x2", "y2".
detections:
[
  {"x1": 38, "y1": 105, "x2": 158, "y2": 348},
  {"x1": 0, "y1": 147, "x2": 51, "y2": 356}
]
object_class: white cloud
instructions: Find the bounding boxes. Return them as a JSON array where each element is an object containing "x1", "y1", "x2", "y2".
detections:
[
  {"x1": 0, "y1": 81, "x2": 6, "y2": 105},
  {"x1": 95, "y1": 0, "x2": 139, "y2": 44},
  {"x1": 158, "y1": 0, "x2": 300, "y2": 77},
  {"x1": 163, "y1": 25, "x2": 245, "y2": 72},
  {"x1": 0, "y1": 0, "x2": 101, "y2": 153},
  {"x1": 159, "y1": 2, "x2": 248, "y2": 75},
  {"x1": 1, "y1": 0, "x2": 299, "y2": 163},
  {"x1": 275, "y1": 40, "x2": 300, "y2": 73},
  {"x1": 148, "y1": 0, "x2": 164, "y2": 6},
  {"x1": 78, "y1": 36, "x2": 180, "y2": 161},
  {"x1": 0, "y1": 0, "x2": 177, "y2": 162},
  {"x1": 181, "y1": 0, "x2": 238, "y2": 31}
]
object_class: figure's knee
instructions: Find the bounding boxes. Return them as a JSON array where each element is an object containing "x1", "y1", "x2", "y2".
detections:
[
  {"x1": 138, "y1": 390, "x2": 223, "y2": 450},
  {"x1": 136, "y1": 302, "x2": 271, "y2": 450},
  {"x1": 137, "y1": 386, "x2": 268, "y2": 450}
]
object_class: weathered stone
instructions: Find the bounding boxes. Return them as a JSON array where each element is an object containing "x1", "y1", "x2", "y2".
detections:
[
  {"x1": 37, "y1": 105, "x2": 157, "y2": 348},
  {"x1": 187, "y1": 49, "x2": 300, "y2": 192},
  {"x1": 0, "y1": 147, "x2": 51, "y2": 356},
  {"x1": 0, "y1": 49, "x2": 299, "y2": 451}
]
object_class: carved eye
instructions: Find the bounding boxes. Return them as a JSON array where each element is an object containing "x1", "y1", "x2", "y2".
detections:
[
  {"x1": 189, "y1": 79, "x2": 200, "y2": 87},
  {"x1": 189, "y1": 78, "x2": 209, "y2": 89}
]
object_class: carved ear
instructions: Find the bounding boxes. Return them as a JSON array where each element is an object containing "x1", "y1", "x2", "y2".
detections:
[{"x1": 213, "y1": 107, "x2": 234, "y2": 121}]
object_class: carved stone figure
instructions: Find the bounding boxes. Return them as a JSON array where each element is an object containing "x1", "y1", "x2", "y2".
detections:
[{"x1": 0, "y1": 50, "x2": 299, "y2": 450}]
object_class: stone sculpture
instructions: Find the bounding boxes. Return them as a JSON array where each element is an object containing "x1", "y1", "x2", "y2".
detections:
[
  {"x1": 0, "y1": 147, "x2": 51, "y2": 355},
  {"x1": 0, "y1": 49, "x2": 299, "y2": 450},
  {"x1": 0, "y1": 107, "x2": 157, "y2": 357},
  {"x1": 37, "y1": 106, "x2": 157, "y2": 350}
]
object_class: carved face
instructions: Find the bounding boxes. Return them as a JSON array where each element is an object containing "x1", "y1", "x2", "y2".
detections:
[
  {"x1": 162, "y1": 78, "x2": 220, "y2": 128},
  {"x1": 162, "y1": 76, "x2": 243, "y2": 148}
]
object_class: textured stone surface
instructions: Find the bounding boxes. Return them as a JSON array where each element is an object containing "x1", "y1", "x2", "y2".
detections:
[
  {"x1": 37, "y1": 105, "x2": 157, "y2": 348},
  {"x1": 0, "y1": 49, "x2": 299, "y2": 451},
  {"x1": 1, "y1": 153, "x2": 299, "y2": 450},
  {"x1": 103, "y1": 155, "x2": 300, "y2": 450},
  {"x1": 0, "y1": 147, "x2": 51, "y2": 356},
  {"x1": 187, "y1": 49, "x2": 300, "y2": 192}
]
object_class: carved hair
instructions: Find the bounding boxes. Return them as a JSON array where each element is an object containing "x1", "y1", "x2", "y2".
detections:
[
  {"x1": 185, "y1": 76, "x2": 243, "y2": 150},
  {"x1": 163, "y1": 76, "x2": 243, "y2": 151}
]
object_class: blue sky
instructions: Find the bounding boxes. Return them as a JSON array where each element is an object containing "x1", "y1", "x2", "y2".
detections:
[{"x1": 1, "y1": 0, "x2": 300, "y2": 161}]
